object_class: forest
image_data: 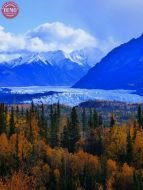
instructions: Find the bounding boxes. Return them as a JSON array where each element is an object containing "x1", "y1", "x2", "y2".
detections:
[{"x1": 0, "y1": 102, "x2": 142, "y2": 190}]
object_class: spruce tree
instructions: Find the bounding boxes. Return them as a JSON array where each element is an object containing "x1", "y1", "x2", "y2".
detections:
[
  {"x1": 39, "y1": 104, "x2": 47, "y2": 138},
  {"x1": 98, "y1": 115, "x2": 103, "y2": 126},
  {"x1": 16, "y1": 105, "x2": 19, "y2": 116},
  {"x1": 82, "y1": 108, "x2": 86, "y2": 133},
  {"x1": 57, "y1": 102, "x2": 61, "y2": 119},
  {"x1": 88, "y1": 109, "x2": 94, "y2": 128},
  {"x1": 0, "y1": 104, "x2": 6, "y2": 134},
  {"x1": 9, "y1": 107, "x2": 15, "y2": 137},
  {"x1": 68, "y1": 107, "x2": 80, "y2": 152},
  {"x1": 44, "y1": 120, "x2": 49, "y2": 144},
  {"x1": 30, "y1": 101, "x2": 35, "y2": 115},
  {"x1": 38, "y1": 104, "x2": 49, "y2": 142},
  {"x1": 126, "y1": 129, "x2": 133, "y2": 164},
  {"x1": 133, "y1": 172, "x2": 142, "y2": 190},
  {"x1": 137, "y1": 105, "x2": 143, "y2": 129},
  {"x1": 50, "y1": 105, "x2": 59, "y2": 148},
  {"x1": 61, "y1": 124, "x2": 69, "y2": 148},
  {"x1": 50, "y1": 105, "x2": 54, "y2": 147},
  {"x1": 16, "y1": 105, "x2": 19, "y2": 123},
  {"x1": 93, "y1": 109, "x2": 99, "y2": 128},
  {"x1": 110, "y1": 114, "x2": 115, "y2": 128},
  {"x1": 21, "y1": 106, "x2": 24, "y2": 116},
  {"x1": 4, "y1": 105, "x2": 8, "y2": 121}
]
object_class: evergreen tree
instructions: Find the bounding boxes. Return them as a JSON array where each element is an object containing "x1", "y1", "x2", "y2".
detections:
[
  {"x1": 44, "y1": 120, "x2": 49, "y2": 144},
  {"x1": 26, "y1": 109, "x2": 32, "y2": 142},
  {"x1": 26, "y1": 109, "x2": 29, "y2": 123},
  {"x1": 9, "y1": 107, "x2": 15, "y2": 137},
  {"x1": 88, "y1": 109, "x2": 94, "y2": 128},
  {"x1": 68, "y1": 107, "x2": 80, "y2": 152},
  {"x1": 31, "y1": 101, "x2": 35, "y2": 114},
  {"x1": 50, "y1": 106, "x2": 59, "y2": 148},
  {"x1": 99, "y1": 115, "x2": 103, "y2": 126},
  {"x1": 39, "y1": 103, "x2": 47, "y2": 138},
  {"x1": 133, "y1": 120, "x2": 137, "y2": 142},
  {"x1": 82, "y1": 108, "x2": 87, "y2": 133},
  {"x1": 4, "y1": 105, "x2": 8, "y2": 121},
  {"x1": 16, "y1": 105, "x2": 19, "y2": 123},
  {"x1": 57, "y1": 102, "x2": 61, "y2": 119},
  {"x1": 16, "y1": 105, "x2": 19, "y2": 116},
  {"x1": 21, "y1": 106, "x2": 24, "y2": 116},
  {"x1": 126, "y1": 129, "x2": 133, "y2": 164},
  {"x1": 0, "y1": 104, "x2": 6, "y2": 134},
  {"x1": 137, "y1": 105, "x2": 143, "y2": 129},
  {"x1": 110, "y1": 114, "x2": 115, "y2": 128},
  {"x1": 93, "y1": 109, "x2": 99, "y2": 128},
  {"x1": 61, "y1": 124, "x2": 69, "y2": 148},
  {"x1": 39, "y1": 104, "x2": 49, "y2": 142},
  {"x1": 100, "y1": 157, "x2": 107, "y2": 190},
  {"x1": 133, "y1": 172, "x2": 143, "y2": 190},
  {"x1": 50, "y1": 105, "x2": 54, "y2": 147}
]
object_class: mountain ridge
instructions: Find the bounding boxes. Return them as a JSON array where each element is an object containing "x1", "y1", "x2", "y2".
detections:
[
  {"x1": 73, "y1": 34, "x2": 143, "y2": 90},
  {"x1": 0, "y1": 48, "x2": 103, "y2": 86}
]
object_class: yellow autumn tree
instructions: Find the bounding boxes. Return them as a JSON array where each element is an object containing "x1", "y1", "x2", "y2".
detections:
[
  {"x1": 118, "y1": 163, "x2": 134, "y2": 190},
  {"x1": 106, "y1": 126, "x2": 127, "y2": 160}
]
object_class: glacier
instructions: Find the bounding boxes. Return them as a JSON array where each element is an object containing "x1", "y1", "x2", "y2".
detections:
[{"x1": 5, "y1": 86, "x2": 143, "y2": 106}]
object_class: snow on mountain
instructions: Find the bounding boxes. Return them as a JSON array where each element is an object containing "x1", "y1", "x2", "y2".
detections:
[
  {"x1": 27, "y1": 54, "x2": 48, "y2": 64},
  {"x1": 4, "y1": 53, "x2": 49, "y2": 68},
  {"x1": 0, "y1": 49, "x2": 93, "y2": 86},
  {"x1": 0, "y1": 47, "x2": 106, "y2": 86},
  {"x1": 42, "y1": 50, "x2": 69, "y2": 65},
  {"x1": 69, "y1": 47, "x2": 105, "y2": 67},
  {"x1": 1, "y1": 47, "x2": 104, "y2": 68}
]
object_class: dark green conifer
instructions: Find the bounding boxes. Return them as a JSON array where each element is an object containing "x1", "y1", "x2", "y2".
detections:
[
  {"x1": 9, "y1": 107, "x2": 15, "y2": 137},
  {"x1": 68, "y1": 107, "x2": 80, "y2": 152},
  {"x1": 61, "y1": 124, "x2": 69, "y2": 148},
  {"x1": 93, "y1": 109, "x2": 99, "y2": 128},
  {"x1": 110, "y1": 114, "x2": 115, "y2": 128},
  {"x1": 137, "y1": 105, "x2": 143, "y2": 129},
  {"x1": 126, "y1": 129, "x2": 133, "y2": 164},
  {"x1": 82, "y1": 108, "x2": 86, "y2": 132},
  {"x1": 0, "y1": 104, "x2": 6, "y2": 134}
]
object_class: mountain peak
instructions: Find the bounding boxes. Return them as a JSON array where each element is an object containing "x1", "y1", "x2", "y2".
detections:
[
  {"x1": 73, "y1": 34, "x2": 143, "y2": 90},
  {"x1": 0, "y1": 49, "x2": 93, "y2": 86},
  {"x1": 27, "y1": 53, "x2": 48, "y2": 64}
]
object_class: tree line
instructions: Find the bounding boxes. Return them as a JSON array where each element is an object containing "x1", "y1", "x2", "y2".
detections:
[{"x1": 0, "y1": 103, "x2": 142, "y2": 189}]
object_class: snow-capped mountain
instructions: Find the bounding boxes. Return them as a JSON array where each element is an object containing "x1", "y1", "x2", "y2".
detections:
[
  {"x1": 69, "y1": 47, "x2": 104, "y2": 67},
  {"x1": 73, "y1": 34, "x2": 143, "y2": 91},
  {"x1": 0, "y1": 49, "x2": 95, "y2": 86}
]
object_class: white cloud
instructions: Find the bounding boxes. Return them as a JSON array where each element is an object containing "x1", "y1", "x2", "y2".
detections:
[
  {"x1": 26, "y1": 22, "x2": 97, "y2": 52},
  {"x1": 0, "y1": 22, "x2": 119, "y2": 61},
  {"x1": 0, "y1": 26, "x2": 25, "y2": 52},
  {"x1": 0, "y1": 53, "x2": 22, "y2": 62}
]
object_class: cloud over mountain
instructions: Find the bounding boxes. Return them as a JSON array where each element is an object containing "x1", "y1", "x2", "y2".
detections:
[
  {"x1": 25, "y1": 22, "x2": 97, "y2": 52},
  {"x1": 0, "y1": 22, "x2": 96, "y2": 53},
  {"x1": 0, "y1": 26, "x2": 25, "y2": 52},
  {"x1": 0, "y1": 22, "x2": 119, "y2": 62}
]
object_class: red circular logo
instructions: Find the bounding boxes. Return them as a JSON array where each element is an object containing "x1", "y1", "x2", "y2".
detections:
[{"x1": 1, "y1": 1, "x2": 19, "y2": 19}]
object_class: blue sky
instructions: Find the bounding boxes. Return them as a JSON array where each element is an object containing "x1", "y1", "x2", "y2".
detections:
[
  {"x1": 0, "y1": 0, "x2": 143, "y2": 40},
  {"x1": 0, "y1": 0, "x2": 143, "y2": 60}
]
